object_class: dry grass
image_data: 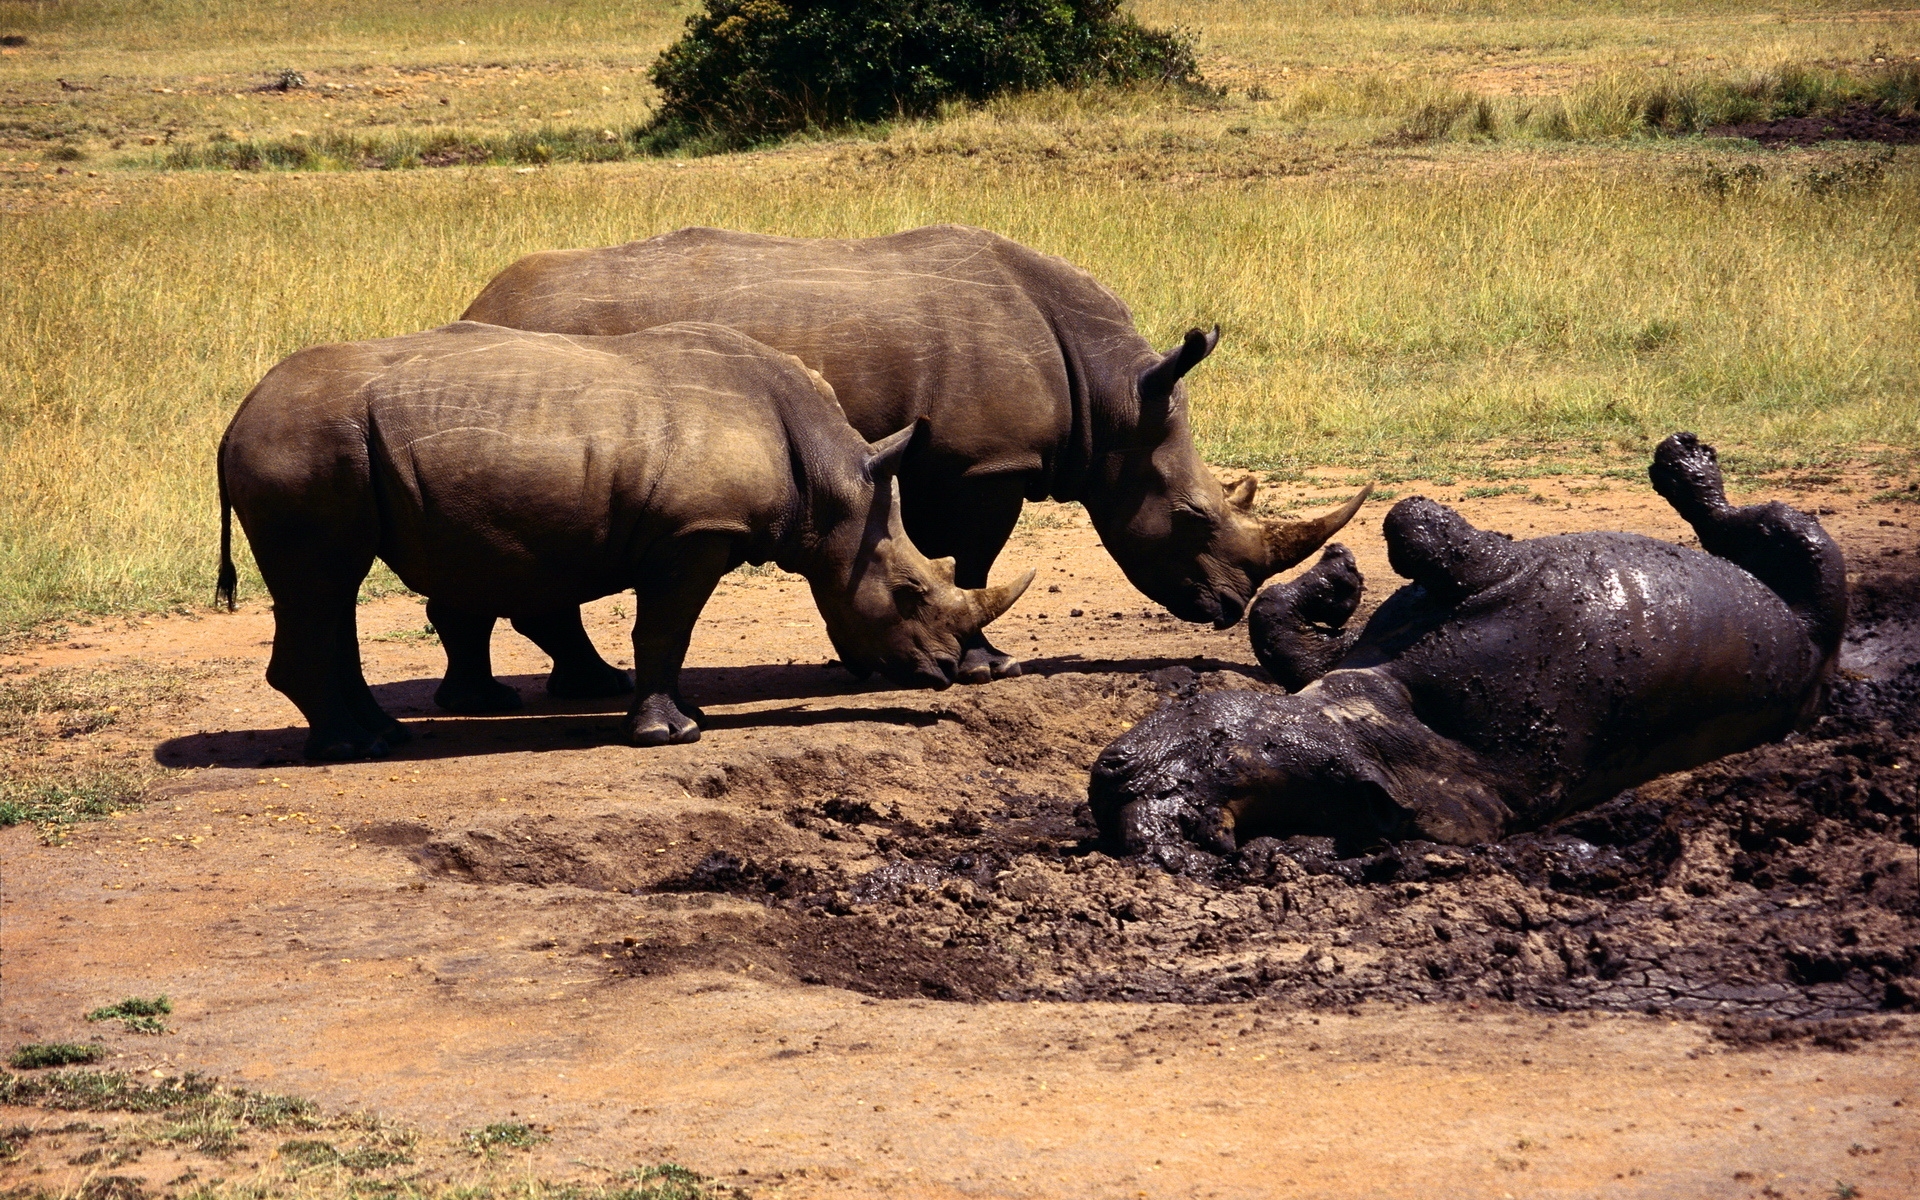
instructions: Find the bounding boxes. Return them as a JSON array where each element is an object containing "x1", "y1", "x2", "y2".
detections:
[{"x1": 0, "y1": 0, "x2": 1916, "y2": 629}]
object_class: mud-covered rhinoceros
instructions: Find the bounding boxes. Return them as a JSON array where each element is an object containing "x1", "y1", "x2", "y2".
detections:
[
  {"x1": 460, "y1": 224, "x2": 1367, "y2": 686},
  {"x1": 1089, "y1": 433, "x2": 1847, "y2": 863},
  {"x1": 216, "y1": 320, "x2": 1032, "y2": 760}
]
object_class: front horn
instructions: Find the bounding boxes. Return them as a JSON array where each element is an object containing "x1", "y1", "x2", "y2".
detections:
[
  {"x1": 964, "y1": 569, "x2": 1037, "y2": 631},
  {"x1": 1263, "y1": 486, "x2": 1373, "y2": 574}
]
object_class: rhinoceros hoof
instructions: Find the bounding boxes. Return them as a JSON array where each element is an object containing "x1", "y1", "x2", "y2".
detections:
[
  {"x1": 372, "y1": 720, "x2": 413, "y2": 747},
  {"x1": 547, "y1": 664, "x2": 634, "y2": 700},
  {"x1": 628, "y1": 720, "x2": 701, "y2": 747},
  {"x1": 956, "y1": 647, "x2": 1022, "y2": 685},
  {"x1": 433, "y1": 678, "x2": 523, "y2": 714},
  {"x1": 626, "y1": 698, "x2": 700, "y2": 746}
]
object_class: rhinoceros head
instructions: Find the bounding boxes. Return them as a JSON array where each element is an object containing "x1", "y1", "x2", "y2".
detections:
[
  {"x1": 812, "y1": 423, "x2": 1034, "y2": 689},
  {"x1": 1085, "y1": 327, "x2": 1370, "y2": 629},
  {"x1": 1091, "y1": 673, "x2": 1517, "y2": 861},
  {"x1": 1089, "y1": 687, "x2": 1413, "y2": 862}
]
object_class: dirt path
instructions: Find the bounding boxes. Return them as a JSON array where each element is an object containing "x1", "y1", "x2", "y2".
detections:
[{"x1": 4, "y1": 473, "x2": 1918, "y2": 1199}]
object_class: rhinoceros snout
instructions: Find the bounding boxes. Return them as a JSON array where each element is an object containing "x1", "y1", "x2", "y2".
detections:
[{"x1": 1211, "y1": 590, "x2": 1246, "y2": 630}]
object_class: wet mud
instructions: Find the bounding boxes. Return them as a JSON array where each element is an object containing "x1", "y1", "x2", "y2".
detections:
[{"x1": 405, "y1": 566, "x2": 1920, "y2": 1022}]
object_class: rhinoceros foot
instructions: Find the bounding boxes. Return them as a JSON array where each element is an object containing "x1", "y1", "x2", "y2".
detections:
[
  {"x1": 627, "y1": 693, "x2": 701, "y2": 746},
  {"x1": 433, "y1": 677, "x2": 523, "y2": 715},
  {"x1": 955, "y1": 636, "x2": 1021, "y2": 685},
  {"x1": 546, "y1": 660, "x2": 634, "y2": 701},
  {"x1": 303, "y1": 726, "x2": 397, "y2": 762}
]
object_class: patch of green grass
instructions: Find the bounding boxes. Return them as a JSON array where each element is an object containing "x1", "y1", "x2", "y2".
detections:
[
  {"x1": 8, "y1": 1043, "x2": 104, "y2": 1069},
  {"x1": 0, "y1": 1069, "x2": 732, "y2": 1200},
  {"x1": 164, "y1": 126, "x2": 649, "y2": 173},
  {"x1": 0, "y1": 1123, "x2": 29, "y2": 1163},
  {"x1": 85, "y1": 996, "x2": 172, "y2": 1035},
  {"x1": 0, "y1": 772, "x2": 150, "y2": 833},
  {"x1": 369, "y1": 623, "x2": 441, "y2": 645},
  {"x1": 279, "y1": 1136, "x2": 417, "y2": 1173},
  {"x1": 461, "y1": 1121, "x2": 547, "y2": 1156},
  {"x1": 1375, "y1": 62, "x2": 1920, "y2": 146},
  {"x1": 151, "y1": 1111, "x2": 247, "y2": 1157},
  {"x1": 1870, "y1": 488, "x2": 1917, "y2": 504},
  {"x1": 0, "y1": 1068, "x2": 209, "y2": 1113},
  {"x1": 608, "y1": 1164, "x2": 731, "y2": 1200},
  {"x1": 1460, "y1": 484, "x2": 1532, "y2": 499}
]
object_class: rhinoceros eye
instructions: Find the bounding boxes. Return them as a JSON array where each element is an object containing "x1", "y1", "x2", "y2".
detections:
[
  {"x1": 1169, "y1": 503, "x2": 1212, "y2": 527},
  {"x1": 892, "y1": 581, "x2": 929, "y2": 612}
]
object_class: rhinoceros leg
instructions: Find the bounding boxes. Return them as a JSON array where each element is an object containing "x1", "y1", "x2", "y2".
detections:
[
  {"x1": 1381, "y1": 496, "x2": 1524, "y2": 604},
  {"x1": 898, "y1": 471, "x2": 1029, "y2": 683},
  {"x1": 510, "y1": 609, "x2": 634, "y2": 700},
  {"x1": 1247, "y1": 543, "x2": 1365, "y2": 692},
  {"x1": 255, "y1": 554, "x2": 400, "y2": 761},
  {"x1": 625, "y1": 533, "x2": 733, "y2": 747},
  {"x1": 1650, "y1": 432, "x2": 1848, "y2": 657},
  {"x1": 427, "y1": 601, "x2": 523, "y2": 714}
]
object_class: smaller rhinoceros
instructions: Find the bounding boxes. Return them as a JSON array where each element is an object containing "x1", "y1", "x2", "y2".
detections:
[
  {"x1": 216, "y1": 321, "x2": 1032, "y2": 760},
  {"x1": 1089, "y1": 433, "x2": 1846, "y2": 863}
]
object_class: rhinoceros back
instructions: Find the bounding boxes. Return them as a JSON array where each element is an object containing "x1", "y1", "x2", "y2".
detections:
[
  {"x1": 1366, "y1": 531, "x2": 1827, "y2": 823},
  {"x1": 462, "y1": 225, "x2": 1157, "y2": 489},
  {"x1": 234, "y1": 321, "x2": 814, "y2": 613}
]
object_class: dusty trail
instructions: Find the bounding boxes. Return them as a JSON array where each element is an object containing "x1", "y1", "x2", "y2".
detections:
[{"x1": 3, "y1": 474, "x2": 1917, "y2": 1199}]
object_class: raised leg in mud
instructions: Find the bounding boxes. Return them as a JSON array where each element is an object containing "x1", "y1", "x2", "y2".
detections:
[
  {"x1": 625, "y1": 534, "x2": 733, "y2": 747},
  {"x1": 427, "y1": 600, "x2": 522, "y2": 713},
  {"x1": 511, "y1": 608, "x2": 633, "y2": 700},
  {"x1": 1247, "y1": 543, "x2": 1365, "y2": 692},
  {"x1": 898, "y1": 470, "x2": 1030, "y2": 683},
  {"x1": 1650, "y1": 431, "x2": 1848, "y2": 656}
]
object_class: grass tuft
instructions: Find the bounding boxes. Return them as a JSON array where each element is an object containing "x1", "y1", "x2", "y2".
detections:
[
  {"x1": 8, "y1": 1043, "x2": 105, "y2": 1069},
  {"x1": 461, "y1": 1121, "x2": 548, "y2": 1156},
  {"x1": 85, "y1": 996, "x2": 173, "y2": 1035}
]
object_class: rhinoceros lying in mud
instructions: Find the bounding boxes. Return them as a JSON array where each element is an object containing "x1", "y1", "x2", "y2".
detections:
[
  {"x1": 461, "y1": 224, "x2": 1367, "y2": 685},
  {"x1": 1089, "y1": 434, "x2": 1847, "y2": 862},
  {"x1": 216, "y1": 321, "x2": 1031, "y2": 760}
]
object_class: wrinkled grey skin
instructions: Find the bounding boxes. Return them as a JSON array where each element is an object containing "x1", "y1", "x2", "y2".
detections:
[
  {"x1": 461, "y1": 224, "x2": 1366, "y2": 684},
  {"x1": 216, "y1": 321, "x2": 1031, "y2": 761},
  {"x1": 1090, "y1": 433, "x2": 1847, "y2": 864}
]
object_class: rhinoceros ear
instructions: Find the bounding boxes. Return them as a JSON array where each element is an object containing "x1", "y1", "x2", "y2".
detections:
[
  {"x1": 1138, "y1": 325, "x2": 1220, "y2": 420},
  {"x1": 1226, "y1": 474, "x2": 1258, "y2": 512},
  {"x1": 865, "y1": 417, "x2": 930, "y2": 485}
]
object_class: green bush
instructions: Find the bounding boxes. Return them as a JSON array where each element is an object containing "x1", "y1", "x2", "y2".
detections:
[{"x1": 644, "y1": 0, "x2": 1201, "y2": 151}]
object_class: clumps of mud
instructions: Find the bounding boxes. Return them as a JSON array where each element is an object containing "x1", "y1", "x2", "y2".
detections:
[
  {"x1": 437, "y1": 572, "x2": 1919, "y2": 1021},
  {"x1": 1710, "y1": 102, "x2": 1920, "y2": 146}
]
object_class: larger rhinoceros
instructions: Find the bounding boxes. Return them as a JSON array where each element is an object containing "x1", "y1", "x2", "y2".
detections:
[
  {"x1": 460, "y1": 224, "x2": 1366, "y2": 686},
  {"x1": 1089, "y1": 433, "x2": 1847, "y2": 863},
  {"x1": 216, "y1": 320, "x2": 1031, "y2": 760}
]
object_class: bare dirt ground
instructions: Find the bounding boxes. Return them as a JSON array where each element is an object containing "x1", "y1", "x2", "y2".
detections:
[{"x1": 4, "y1": 471, "x2": 1918, "y2": 1199}]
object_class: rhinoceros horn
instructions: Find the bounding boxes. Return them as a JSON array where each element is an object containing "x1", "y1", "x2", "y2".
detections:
[
  {"x1": 965, "y1": 569, "x2": 1036, "y2": 631},
  {"x1": 1263, "y1": 485, "x2": 1373, "y2": 574}
]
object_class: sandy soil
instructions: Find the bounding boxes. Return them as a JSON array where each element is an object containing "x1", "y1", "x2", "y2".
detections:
[{"x1": 3, "y1": 471, "x2": 1918, "y2": 1199}]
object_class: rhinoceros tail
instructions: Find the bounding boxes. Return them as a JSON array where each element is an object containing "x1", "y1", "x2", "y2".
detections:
[{"x1": 215, "y1": 440, "x2": 237, "y2": 612}]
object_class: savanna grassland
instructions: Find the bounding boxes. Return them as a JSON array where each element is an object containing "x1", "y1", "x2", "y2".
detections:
[{"x1": 1, "y1": 0, "x2": 1916, "y2": 628}]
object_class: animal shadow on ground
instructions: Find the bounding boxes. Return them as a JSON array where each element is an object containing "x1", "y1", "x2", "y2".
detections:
[
  {"x1": 150, "y1": 653, "x2": 1248, "y2": 769},
  {"x1": 152, "y1": 662, "x2": 955, "y2": 768}
]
